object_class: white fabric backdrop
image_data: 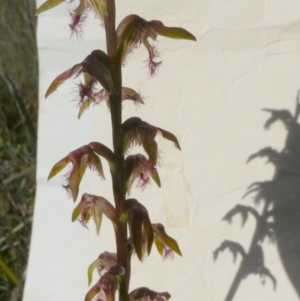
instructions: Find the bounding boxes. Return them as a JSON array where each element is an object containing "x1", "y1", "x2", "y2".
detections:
[{"x1": 23, "y1": 0, "x2": 300, "y2": 300}]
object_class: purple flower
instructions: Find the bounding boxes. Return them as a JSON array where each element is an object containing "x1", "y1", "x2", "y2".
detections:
[
  {"x1": 87, "y1": 252, "x2": 117, "y2": 285},
  {"x1": 48, "y1": 142, "x2": 115, "y2": 201},
  {"x1": 121, "y1": 117, "x2": 181, "y2": 165},
  {"x1": 36, "y1": 0, "x2": 108, "y2": 36},
  {"x1": 124, "y1": 154, "x2": 161, "y2": 194},
  {"x1": 152, "y1": 223, "x2": 182, "y2": 260},
  {"x1": 117, "y1": 14, "x2": 196, "y2": 75},
  {"x1": 129, "y1": 287, "x2": 171, "y2": 301}
]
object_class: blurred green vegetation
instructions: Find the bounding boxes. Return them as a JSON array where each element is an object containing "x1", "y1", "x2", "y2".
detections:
[{"x1": 0, "y1": 0, "x2": 37, "y2": 300}]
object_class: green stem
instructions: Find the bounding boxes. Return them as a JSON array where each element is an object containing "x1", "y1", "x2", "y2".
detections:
[{"x1": 104, "y1": 2, "x2": 129, "y2": 301}]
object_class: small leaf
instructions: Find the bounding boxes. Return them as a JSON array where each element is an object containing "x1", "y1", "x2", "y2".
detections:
[
  {"x1": 154, "y1": 237, "x2": 164, "y2": 256},
  {"x1": 87, "y1": 258, "x2": 101, "y2": 285},
  {"x1": 47, "y1": 156, "x2": 70, "y2": 180},
  {"x1": 149, "y1": 168, "x2": 161, "y2": 187},
  {"x1": 87, "y1": 252, "x2": 117, "y2": 285},
  {"x1": 35, "y1": 0, "x2": 64, "y2": 15},
  {"x1": 157, "y1": 127, "x2": 181, "y2": 150},
  {"x1": 45, "y1": 64, "x2": 82, "y2": 98},
  {"x1": 78, "y1": 98, "x2": 93, "y2": 119},
  {"x1": 149, "y1": 20, "x2": 197, "y2": 41},
  {"x1": 90, "y1": 153, "x2": 105, "y2": 179},
  {"x1": 143, "y1": 215, "x2": 154, "y2": 255},
  {"x1": 161, "y1": 232, "x2": 182, "y2": 256},
  {"x1": 152, "y1": 223, "x2": 182, "y2": 257},
  {"x1": 122, "y1": 87, "x2": 144, "y2": 105},
  {"x1": 124, "y1": 199, "x2": 154, "y2": 261},
  {"x1": 124, "y1": 155, "x2": 136, "y2": 189},
  {"x1": 89, "y1": 0, "x2": 107, "y2": 21},
  {"x1": 142, "y1": 138, "x2": 158, "y2": 166},
  {"x1": 68, "y1": 167, "x2": 82, "y2": 202},
  {"x1": 130, "y1": 210, "x2": 144, "y2": 261},
  {"x1": 81, "y1": 50, "x2": 115, "y2": 94},
  {"x1": 72, "y1": 200, "x2": 85, "y2": 222},
  {"x1": 89, "y1": 142, "x2": 116, "y2": 163},
  {"x1": 91, "y1": 206, "x2": 103, "y2": 235},
  {"x1": 69, "y1": 154, "x2": 88, "y2": 201}
]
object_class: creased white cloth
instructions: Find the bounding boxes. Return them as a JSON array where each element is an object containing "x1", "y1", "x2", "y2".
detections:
[{"x1": 23, "y1": 1, "x2": 300, "y2": 300}]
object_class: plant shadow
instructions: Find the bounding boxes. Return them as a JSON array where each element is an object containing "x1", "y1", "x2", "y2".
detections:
[{"x1": 214, "y1": 91, "x2": 300, "y2": 300}]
